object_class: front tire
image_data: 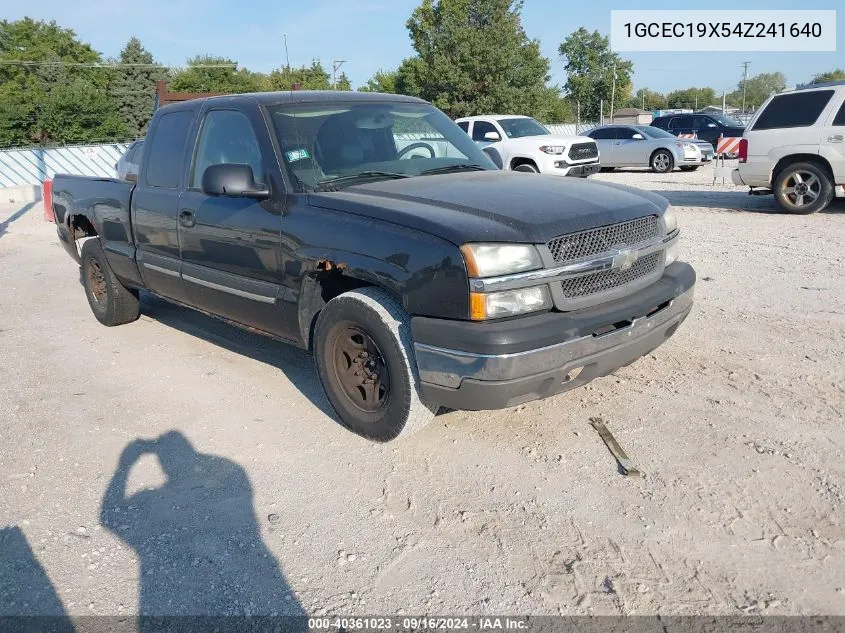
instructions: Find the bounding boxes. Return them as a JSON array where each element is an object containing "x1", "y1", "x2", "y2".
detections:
[
  {"x1": 314, "y1": 287, "x2": 437, "y2": 442},
  {"x1": 80, "y1": 239, "x2": 140, "y2": 326},
  {"x1": 773, "y1": 162, "x2": 834, "y2": 215},
  {"x1": 651, "y1": 150, "x2": 674, "y2": 173},
  {"x1": 513, "y1": 162, "x2": 539, "y2": 173}
]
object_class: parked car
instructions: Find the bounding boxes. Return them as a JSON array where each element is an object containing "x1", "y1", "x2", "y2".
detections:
[
  {"x1": 732, "y1": 81, "x2": 845, "y2": 214},
  {"x1": 651, "y1": 112, "x2": 745, "y2": 150},
  {"x1": 114, "y1": 139, "x2": 144, "y2": 180},
  {"x1": 454, "y1": 115, "x2": 600, "y2": 177},
  {"x1": 51, "y1": 91, "x2": 694, "y2": 442},
  {"x1": 585, "y1": 124, "x2": 709, "y2": 172}
]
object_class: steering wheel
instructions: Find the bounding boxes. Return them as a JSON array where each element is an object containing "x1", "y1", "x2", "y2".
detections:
[{"x1": 397, "y1": 142, "x2": 435, "y2": 159}]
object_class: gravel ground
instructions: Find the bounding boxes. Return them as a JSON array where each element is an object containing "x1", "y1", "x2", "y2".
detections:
[{"x1": 1, "y1": 163, "x2": 844, "y2": 617}]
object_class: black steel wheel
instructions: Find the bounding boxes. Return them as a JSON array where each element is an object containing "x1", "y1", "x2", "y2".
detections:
[{"x1": 80, "y1": 239, "x2": 140, "y2": 326}]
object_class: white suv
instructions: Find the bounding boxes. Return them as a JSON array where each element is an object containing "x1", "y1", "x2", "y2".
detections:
[
  {"x1": 455, "y1": 115, "x2": 601, "y2": 177},
  {"x1": 732, "y1": 81, "x2": 845, "y2": 214}
]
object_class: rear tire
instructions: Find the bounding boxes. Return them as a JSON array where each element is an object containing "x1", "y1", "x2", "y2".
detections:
[
  {"x1": 313, "y1": 287, "x2": 437, "y2": 442},
  {"x1": 80, "y1": 239, "x2": 140, "y2": 326},
  {"x1": 773, "y1": 161, "x2": 834, "y2": 215},
  {"x1": 650, "y1": 150, "x2": 674, "y2": 173},
  {"x1": 513, "y1": 162, "x2": 539, "y2": 173}
]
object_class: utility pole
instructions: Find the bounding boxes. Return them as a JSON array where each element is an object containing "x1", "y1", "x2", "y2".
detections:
[
  {"x1": 741, "y1": 61, "x2": 751, "y2": 112},
  {"x1": 722, "y1": 89, "x2": 726, "y2": 114},
  {"x1": 332, "y1": 59, "x2": 346, "y2": 90},
  {"x1": 576, "y1": 101, "x2": 580, "y2": 131},
  {"x1": 609, "y1": 63, "x2": 617, "y2": 123},
  {"x1": 600, "y1": 98, "x2": 604, "y2": 126}
]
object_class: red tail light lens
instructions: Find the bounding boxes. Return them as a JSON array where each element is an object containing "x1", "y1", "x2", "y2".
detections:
[{"x1": 738, "y1": 138, "x2": 748, "y2": 163}]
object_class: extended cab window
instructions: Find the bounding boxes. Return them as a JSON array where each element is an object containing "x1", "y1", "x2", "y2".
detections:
[
  {"x1": 471, "y1": 121, "x2": 499, "y2": 141},
  {"x1": 753, "y1": 90, "x2": 834, "y2": 130},
  {"x1": 191, "y1": 110, "x2": 264, "y2": 188},
  {"x1": 144, "y1": 111, "x2": 193, "y2": 189}
]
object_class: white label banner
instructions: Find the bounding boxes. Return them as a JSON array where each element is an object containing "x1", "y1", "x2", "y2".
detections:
[{"x1": 611, "y1": 10, "x2": 837, "y2": 52}]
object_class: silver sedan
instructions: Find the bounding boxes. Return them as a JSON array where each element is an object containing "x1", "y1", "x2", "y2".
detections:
[{"x1": 585, "y1": 124, "x2": 706, "y2": 173}]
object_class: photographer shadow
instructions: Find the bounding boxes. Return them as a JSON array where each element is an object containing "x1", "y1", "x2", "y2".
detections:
[{"x1": 100, "y1": 431, "x2": 305, "y2": 622}]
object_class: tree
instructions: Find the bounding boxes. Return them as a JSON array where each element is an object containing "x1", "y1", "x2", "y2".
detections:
[
  {"x1": 629, "y1": 87, "x2": 665, "y2": 111},
  {"x1": 112, "y1": 37, "x2": 165, "y2": 138},
  {"x1": 0, "y1": 18, "x2": 124, "y2": 147},
  {"x1": 728, "y1": 72, "x2": 785, "y2": 110},
  {"x1": 811, "y1": 68, "x2": 845, "y2": 84},
  {"x1": 665, "y1": 86, "x2": 716, "y2": 110},
  {"x1": 263, "y1": 60, "x2": 351, "y2": 91},
  {"x1": 170, "y1": 55, "x2": 263, "y2": 93},
  {"x1": 559, "y1": 27, "x2": 633, "y2": 121},
  {"x1": 359, "y1": 69, "x2": 398, "y2": 93},
  {"x1": 401, "y1": 0, "x2": 561, "y2": 119}
]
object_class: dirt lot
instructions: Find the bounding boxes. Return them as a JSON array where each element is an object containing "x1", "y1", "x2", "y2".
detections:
[{"x1": 1, "y1": 164, "x2": 844, "y2": 617}]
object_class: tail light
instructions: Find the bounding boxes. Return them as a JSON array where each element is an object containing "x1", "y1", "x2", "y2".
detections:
[{"x1": 738, "y1": 138, "x2": 748, "y2": 163}]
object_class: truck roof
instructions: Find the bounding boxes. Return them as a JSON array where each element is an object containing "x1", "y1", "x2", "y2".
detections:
[
  {"x1": 455, "y1": 114, "x2": 532, "y2": 122},
  {"x1": 156, "y1": 90, "x2": 427, "y2": 113}
]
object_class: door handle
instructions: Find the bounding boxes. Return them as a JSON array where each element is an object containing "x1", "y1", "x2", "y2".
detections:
[
  {"x1": 829, "y1": 134, "x2": 844, "y2": 142},
  {"x1": 179, "y1": 210, "x2": 196, "y2": 228},
  {"x1": 614, "y1": 142, "x2": 621, "y2": 145}
]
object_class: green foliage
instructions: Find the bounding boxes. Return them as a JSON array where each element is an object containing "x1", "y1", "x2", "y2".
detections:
[
  {"x1": 665, "y1": 86, "x2": 716, "y2": 110},
  {"x1": 263, "y1": 60, "x2": 351, "y2": 91},
  {"x1": 401, "y1": 0, "x2": 561, "y2": 119},
  {"x1": 628, "y1": 87, "x2": 666, "y2": 111},
  {"x1": 559, "y1": 27, "x2": 633, "y2": 121},
  {"x1": 40, "y1": 76, "x2": 127, "y2": 144},
  {"x1": 170, "y1": 55, "x2": 263, "y2": 93},
  {"x1": 811, "y1": 68, "x2": 845, "y2": 84},
  {"x1": 359, "y1": 69, "x2": 399, "y2": 93},
  {"x1": 112, "y1": 37, "x2": 166, "y2": 138},
  {"x1": 727, "y1": 72, "x2": 785, "y2": 109}
]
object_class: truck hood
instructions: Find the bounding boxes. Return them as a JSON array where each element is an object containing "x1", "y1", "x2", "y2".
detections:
[{"x1": 307, "y1": 171, "x2": 668, "y2": 245}]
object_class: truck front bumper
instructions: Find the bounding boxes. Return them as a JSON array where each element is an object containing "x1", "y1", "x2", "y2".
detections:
[
  {"x1": 412, "y1": 262, "x2": 695, "y2": 410},
  {"x1": 563, "y1": 162, "x2": 601, "y2": 177}
]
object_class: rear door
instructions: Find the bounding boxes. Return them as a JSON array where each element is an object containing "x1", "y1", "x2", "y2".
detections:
[
  {"x1": 820, "y1": 92, "x2": 845, "y2": 185},
  {"x1": 693, "y1": 115, "x2": 720, "y2": 144},
  {"x1": 132, "y1": 106, "x2": 196, "y2": 302},
  {"x1": 177, "y1": 102, "x2": 289, "y2": 337},
  {"x1": 668, "y1": 115, "x2": 695, "y2": 138},
  {"x1": 587, "y1": 127, "x2": 617, "y2": 165}
]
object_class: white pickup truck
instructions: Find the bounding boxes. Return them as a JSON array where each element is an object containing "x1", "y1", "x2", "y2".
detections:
[{"x1": 455, "y1": 115, "x2": 601, "y2": 177}]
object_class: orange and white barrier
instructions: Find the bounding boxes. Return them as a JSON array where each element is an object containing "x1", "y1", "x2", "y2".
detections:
[
  {"x1": 42, "y1": 179, "x2": 54, "y2": 223},
  {"x1": 678, "y1": 133, "x2": 696, "y2": 139},
  {"x1": 716, "y1": 136, "x2": 741, "y2": 157}
]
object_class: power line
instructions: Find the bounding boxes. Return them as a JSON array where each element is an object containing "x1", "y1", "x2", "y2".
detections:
[{"x1": 0, "y1": 61, "x2": 236, "y2": 68}]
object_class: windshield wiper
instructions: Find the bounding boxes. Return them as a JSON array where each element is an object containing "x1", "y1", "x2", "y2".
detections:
[
  {"x1": 419, "y1": 164, "x2": 487, "y2": 176},
  {"x1": 315, "y1": 171, "x2": 409, "y2": 190}
]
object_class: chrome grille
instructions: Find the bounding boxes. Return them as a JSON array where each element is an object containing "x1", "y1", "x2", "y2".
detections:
[
  {"x1": 560, "y1": 252, "x2": 662, "y2": 298},
  {"x1": 547, "y1": 215, "x2": 661, "y2": 264},
  {"x1": 568, "y1": 142, "x2": 598, "y2": 161}
]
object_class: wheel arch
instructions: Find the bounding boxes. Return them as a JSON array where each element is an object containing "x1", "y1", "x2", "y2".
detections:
[
  {"x1": 771, "y1": 154, "x2": 834, "y2": 183},
  {"x1": 509, "y1": 156, "x2": 539, "y2": 171}
]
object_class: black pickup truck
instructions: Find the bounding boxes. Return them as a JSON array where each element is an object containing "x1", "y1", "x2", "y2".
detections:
[{"x1": 52, "y1": 91, "x2": 695, "y2": 442}]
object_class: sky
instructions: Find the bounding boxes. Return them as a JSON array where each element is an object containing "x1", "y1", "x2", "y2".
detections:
[{"x1": 1, "y1": 0, "x2": 842, "y2": 97}]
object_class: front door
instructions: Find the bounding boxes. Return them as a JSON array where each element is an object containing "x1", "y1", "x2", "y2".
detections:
[
  {"x1": 178, "y1": 106, "x2": 289, "y2": 338},
  {"x1": 613, "y1": 127, "x2": 649, "y2": 165}
]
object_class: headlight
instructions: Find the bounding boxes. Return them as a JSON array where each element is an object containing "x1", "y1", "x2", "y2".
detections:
[
  {"x1": 539, "y1": 145, "x2": 566, "y2": 155},
  {"x1": 662, "y1": 207, "x2": 678, "y2": 234},
  {"x1": 461, "y1": 243, "x2": 542, "y2": 277},
  {"x1": 470, "y1": 287, "x2": 552, "y2": 320}
]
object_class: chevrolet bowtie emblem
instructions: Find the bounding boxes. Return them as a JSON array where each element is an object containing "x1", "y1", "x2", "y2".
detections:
[{"x1": 611, "y1": 248, "x2": 639, "y2": 272}]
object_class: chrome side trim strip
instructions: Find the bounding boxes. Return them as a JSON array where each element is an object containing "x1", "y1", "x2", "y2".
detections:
[
  {"x1": 182, "y1": 274, "x2": 276, "y2": 304},
  {"x1": 470, "y1": 235, "x2": 669, "y2": 293},
  {"x1": 143, "y1": 263, "x2": 180, "y2": 278}
]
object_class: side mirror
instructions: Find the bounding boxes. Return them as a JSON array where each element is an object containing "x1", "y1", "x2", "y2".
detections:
[
  {"x1": 483, "y1": 131, "x2": 501, "y2": 142},
  {"x1": 632, "y1": 133, "x2": 645, "y2": 140},
  {"x1": 202, "y1": 164, "x2": 269, "y2": 199},
  {"x1": 125, "y1": 171, "x2": 137, "y2": 183}
]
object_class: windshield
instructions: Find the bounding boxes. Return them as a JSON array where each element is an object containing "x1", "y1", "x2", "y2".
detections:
[
  {"x1": 709, "y1": 114, "x2": 743, "y2": 127},
  {"x1": 498, "y1": 117, "x2": 550, "y2": 138},
  {"x1": 268, "y1": 101, "x2": 494, "y2": 191},
  {"x1": 639, "y1": 126, "x2": 676, "y2": 139}
]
